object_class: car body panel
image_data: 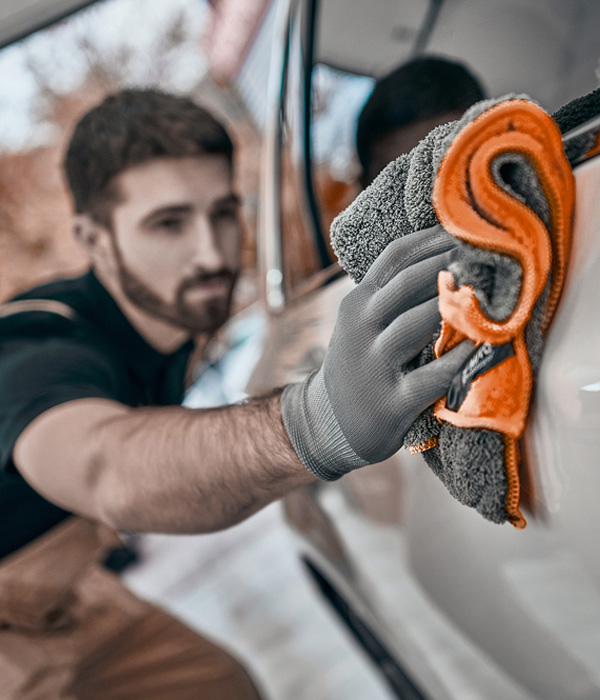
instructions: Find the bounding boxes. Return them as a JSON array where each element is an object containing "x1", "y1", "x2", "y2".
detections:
[
  {"x1": 249, "y1": 152, "x2": 600, "y2": 699},
  {"x1": 248, "y1": 1, "x2": 600, "y2": 697}
]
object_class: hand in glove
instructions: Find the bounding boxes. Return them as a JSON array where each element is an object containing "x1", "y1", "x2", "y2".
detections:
[{"x1": 281, "y1": 224, "x2": 473, "y2": 480}]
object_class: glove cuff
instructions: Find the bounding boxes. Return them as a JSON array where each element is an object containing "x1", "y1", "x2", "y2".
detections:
[{"x1": 281, "y1": 370, "x2": 369, "y2": 480}]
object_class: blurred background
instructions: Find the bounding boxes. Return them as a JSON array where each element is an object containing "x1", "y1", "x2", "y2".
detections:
[
  {"x1": 0, "y1": 0, "x2": 371, "y2": 304},
  {"x1": 0, "y1": 0, "x2": 259, "y2": 304},
  {"x1": 3, "y1": 2, "x2": 600, "y2": 699}
]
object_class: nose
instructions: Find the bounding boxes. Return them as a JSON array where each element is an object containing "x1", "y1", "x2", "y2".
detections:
[{"x1": 189, "y1": 216, "x2": 224, "y2": 272}]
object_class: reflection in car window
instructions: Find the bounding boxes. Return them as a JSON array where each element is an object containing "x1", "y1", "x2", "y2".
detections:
[
  {"x1": 312, "y1": 65, "x2": 374, "y2": 182},
  {"x1": 311, "y1": 64, "x2": 374, "y2": 236}
]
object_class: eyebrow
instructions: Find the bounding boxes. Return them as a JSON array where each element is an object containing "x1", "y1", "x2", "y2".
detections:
[
  {"x1": 141, "y1": 205, "x2": 193, "y2": 228},
  {"x1": 141, "y1": 194, "x2": 241, "y2": 227}
]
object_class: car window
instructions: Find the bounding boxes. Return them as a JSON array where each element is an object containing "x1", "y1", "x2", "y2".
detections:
[
  {"x1": 288, "y1": 0, "x2": 600, "y2": 293},
  {"x1": 310, "y1": 64, "x2": 373, "y2": 241}
]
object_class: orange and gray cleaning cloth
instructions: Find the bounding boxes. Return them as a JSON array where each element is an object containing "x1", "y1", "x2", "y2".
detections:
[{"x1": 331, "y1": 88, "x2": 600, "y2": 528}]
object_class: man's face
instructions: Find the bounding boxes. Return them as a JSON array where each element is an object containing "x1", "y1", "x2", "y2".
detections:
[{"x1": 105, "y1": 155, "x2": 241, "y2": 335}]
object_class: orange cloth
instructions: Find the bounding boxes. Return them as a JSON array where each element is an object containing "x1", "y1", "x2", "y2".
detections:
[{"x1": 432, "y1": 100, "x2": 575, "y2": 528}]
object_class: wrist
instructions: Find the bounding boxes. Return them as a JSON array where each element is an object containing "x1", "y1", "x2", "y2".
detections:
[{"x1": 281, "y1": 370, "x2": 369, "y2": 480}]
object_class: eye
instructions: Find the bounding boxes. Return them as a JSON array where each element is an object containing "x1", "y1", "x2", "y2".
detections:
[
  {"x1": 211, "y1": 206, "x2": 238, "y2": 223},
  {"x1": 152, "y1": 216, "x2": 185, "y2": 233}
]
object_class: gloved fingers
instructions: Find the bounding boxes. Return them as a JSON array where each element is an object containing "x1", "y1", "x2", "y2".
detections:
[
  {"x1": 395, "y1": 340, "x2": 475, "y2": 420},
  {"x1": 362, "y1": 223, "x2": 454, "y2": 288},
  {"x1": 369, "y1": 249, "x2": 454, "y2": 325},
  {"x1": 375, "y1": 297, "x2": 441, "y2": 368}
]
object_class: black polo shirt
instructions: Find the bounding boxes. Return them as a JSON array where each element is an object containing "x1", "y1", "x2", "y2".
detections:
[{"x1": 0, "y1": 270, "x2": 194, "y2": 558}]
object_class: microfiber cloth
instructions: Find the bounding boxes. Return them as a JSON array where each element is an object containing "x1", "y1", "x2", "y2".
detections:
[
  {"x1": 553, "y1": 86, "x2": 600, "y2": 162},
  {"x1": 329, "y1": 89, "x2": 600, "y2": 528}
]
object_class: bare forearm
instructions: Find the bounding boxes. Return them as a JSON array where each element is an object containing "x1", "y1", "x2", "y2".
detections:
[{"x1": 92, "y1": 391, "x2": 316, "y2": 533}]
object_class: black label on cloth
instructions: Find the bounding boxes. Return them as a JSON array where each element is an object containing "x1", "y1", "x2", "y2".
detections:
[{"x1": 446, "y1": 342, "x2": 515, "y2": 412}]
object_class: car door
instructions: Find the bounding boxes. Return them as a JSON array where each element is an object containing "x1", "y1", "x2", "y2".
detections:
[{"x1": 249, "y1": 1, "x2": 600, "y2": 698}]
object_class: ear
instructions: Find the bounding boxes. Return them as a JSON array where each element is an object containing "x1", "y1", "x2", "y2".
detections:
[{"x1": 72, "y1": 214, "x2": 113, "y2": 265}]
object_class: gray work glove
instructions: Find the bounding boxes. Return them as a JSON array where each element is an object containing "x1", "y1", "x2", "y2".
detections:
[{"x1": 281, "y1": 224, "x2": 474, "y2": 480}]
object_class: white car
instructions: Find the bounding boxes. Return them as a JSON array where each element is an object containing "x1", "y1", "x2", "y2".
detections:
[{"x1": 247, "y1": 1, "x2": 600, "y2": 698}]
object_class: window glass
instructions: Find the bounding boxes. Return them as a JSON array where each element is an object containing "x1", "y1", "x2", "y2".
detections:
[
  {"x1": 303, "y1": 0, "x2": 600, "y2": 275},
  {"x1": 311, "y1": 64, "x2": 374, "y2": 236}
]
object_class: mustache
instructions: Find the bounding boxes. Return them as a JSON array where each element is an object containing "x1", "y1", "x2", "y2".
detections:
[{"x1": 179, "y1": 269, "x2": 237, "y2": 292}]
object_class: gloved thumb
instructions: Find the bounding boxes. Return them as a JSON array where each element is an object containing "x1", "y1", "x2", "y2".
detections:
[{"x1": 396, "y1": 340, "x2": 475, "y2": 420}]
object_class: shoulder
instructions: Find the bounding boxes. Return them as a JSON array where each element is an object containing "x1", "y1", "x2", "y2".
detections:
[
  {"x1": 0, "y1": 300, "x2": 79, "y2": 340},
  {"x1": 0, "y1": 295, "x2": 124, "y2": 396},
  {"x1": 7, "y1": 271, "x2": 94, "y2": 328},
  {"x1": 1, "y1": 272, "x2": 108, "y2": 350},
  {"x1": 11, "y1": 272, "x2": 89, "y2": 303}
]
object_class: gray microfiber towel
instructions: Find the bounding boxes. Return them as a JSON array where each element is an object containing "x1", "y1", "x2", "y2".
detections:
[
  {"x1": 553, "y1": 86, "x2": 600, "y2": 162},
  {"x1": 330, "y1": 89, "x2": 587, "y2": 526}
]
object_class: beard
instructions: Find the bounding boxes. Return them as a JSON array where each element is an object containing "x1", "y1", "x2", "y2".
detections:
[{"x1": 111, "y1": 243, "x2": 237, "y2": 334}]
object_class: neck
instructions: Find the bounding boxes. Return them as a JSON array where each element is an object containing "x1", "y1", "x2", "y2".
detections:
[{"x1": 93, "y1": 269, "x2": 192, "y2": 354}]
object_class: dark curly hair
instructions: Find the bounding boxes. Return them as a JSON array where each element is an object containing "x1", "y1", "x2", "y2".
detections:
[{"x1": 64, "y1": 89, "x2": 233, "y2": 228}]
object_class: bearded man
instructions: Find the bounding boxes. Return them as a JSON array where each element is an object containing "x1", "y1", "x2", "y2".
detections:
[{"x1": 0, "y1": 89, "x2": 469, "y2": 699}]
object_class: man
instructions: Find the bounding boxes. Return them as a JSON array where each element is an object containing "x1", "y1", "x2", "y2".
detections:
[
  {"x1": 356, "y1": 55, "x2": 486, "y2": 185},
  {"x1": 0, "y1": 89, "x2": 471, "y2": 699}
]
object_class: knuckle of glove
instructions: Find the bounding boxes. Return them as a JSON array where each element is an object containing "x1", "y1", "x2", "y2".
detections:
[
  {"x1": 337, "y1": 282, "x2": 375, "y2": 319},
  {"x1": 397, "y1": 370, "x2": 431, "y2": 426},
  {"x1": 372, "y1": 333, "x2": 401, "y2": 374}
]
